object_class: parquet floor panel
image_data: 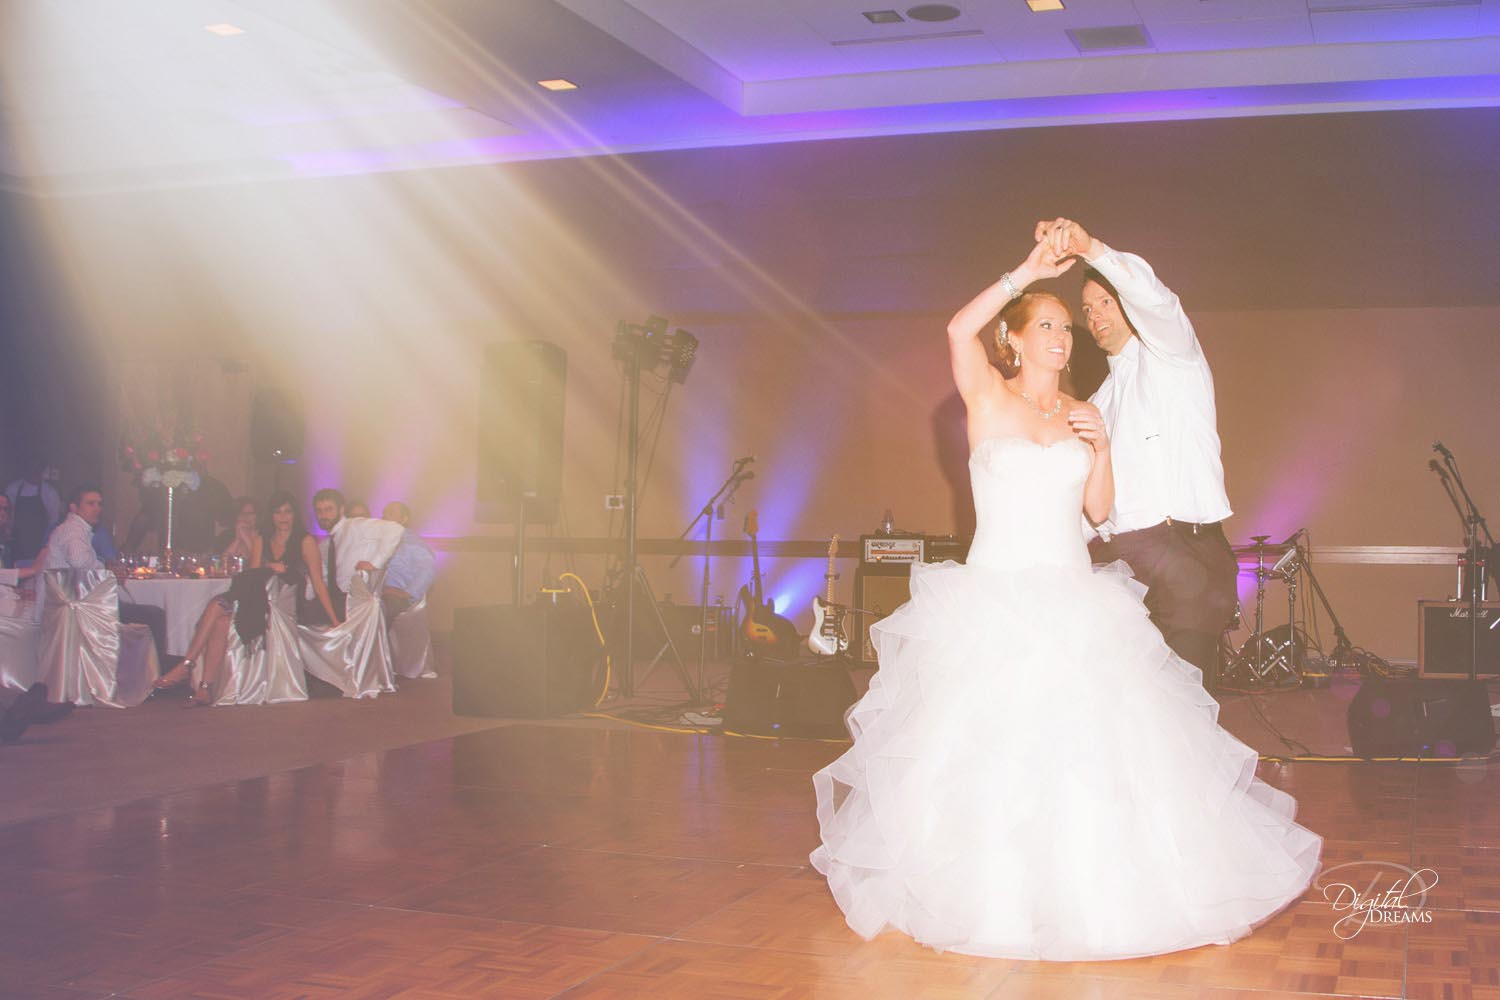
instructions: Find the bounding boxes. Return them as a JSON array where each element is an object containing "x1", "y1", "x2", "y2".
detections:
[{"x1": 1, "y1": 718, "x2": 1492, "y2": 998}]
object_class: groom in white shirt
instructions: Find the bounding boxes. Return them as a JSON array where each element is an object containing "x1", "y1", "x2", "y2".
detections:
[{"x1": 1042, "y1": 219, "x2": 1239, "y2": 691}]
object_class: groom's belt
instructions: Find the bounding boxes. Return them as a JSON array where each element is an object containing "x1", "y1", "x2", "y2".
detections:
[
  {"x1": 1108, "y1": 517, "x2": 1222, "y2": 537},
  {"x1": 1159, "y1": 517, "x2": 1223, "y2": 535}
]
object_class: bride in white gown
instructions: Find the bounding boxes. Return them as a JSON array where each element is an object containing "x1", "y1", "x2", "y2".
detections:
[{"x1": 811, "y1": 231, "x2": 1322, "y2": 961}]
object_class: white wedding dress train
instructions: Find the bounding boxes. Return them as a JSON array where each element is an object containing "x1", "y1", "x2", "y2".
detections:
[{"x1": 811, "y1": 435, "x2": 1321, "y2": 961}]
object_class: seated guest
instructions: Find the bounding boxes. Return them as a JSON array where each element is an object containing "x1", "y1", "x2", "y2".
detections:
[
  {"x1": 92, "y1": 498, "x2": 120, "y2": 561},
  {"x1": 45, "y1": 484, "x2": 171, "y2": 666},
  {"x1": 300, "y1": 488, "x2": 348, "y2": 626},
  {"x1": 1, "y1": 492, "x2": 46, "y2": 607},
  {"x1": 154, "y1": 490, "x2": 338, "y2": 703},
  {"x1": 215, "y1": 497, "x2": 259, "y2": 565},
  {"x1": 5, "y1": 458, "x2": 62, "y2": 564},
  {"x1": 0, "y1": 492, "x2": 13, "y2": 568},
  {"x1": 379, "y1": 501, "x2": 436, "y2": 620}
]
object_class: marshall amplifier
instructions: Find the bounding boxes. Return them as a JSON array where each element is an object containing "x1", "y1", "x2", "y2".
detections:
[{"x1": 1418, "y1": 600, "x2": 1500, "y2": 678}]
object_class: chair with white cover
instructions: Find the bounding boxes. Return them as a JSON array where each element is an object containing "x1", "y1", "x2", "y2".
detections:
[
  {"x1": 390, "y1": 595, "x2": 436, "y2": 680},
  {"x1": 209, "y1": 577, "x2": 308, "y2": 706},
  {"x1": 297, "y1": 568, "x2": 395, "y2": 698},
  {"x1": 0, "y1": 572, "x2": 43, "y2": 693},
  {"x1": 40, "y1": 569, "x2": 159, "y2": 707}
]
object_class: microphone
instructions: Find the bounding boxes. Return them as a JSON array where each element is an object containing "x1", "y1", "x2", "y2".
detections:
[
  {"x1": 1433, "y1": 441, "x2": 1453, "y2": 459},
  {"x1": 1428, "y1": 459, "x2": 1450, "y2": 477},
  {"x1": 733, "y1": 455, "x2": 757, "y2": 467}
]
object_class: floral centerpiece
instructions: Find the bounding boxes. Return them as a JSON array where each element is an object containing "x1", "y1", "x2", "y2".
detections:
[{"x1": 119, "y1": 424, "x2": 211, "y2": 561}]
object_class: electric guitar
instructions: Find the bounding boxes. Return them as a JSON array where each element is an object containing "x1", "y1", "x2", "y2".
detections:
[
  {"x1": 808, "y1": 535, "x2": 851, "y2": 656},
  {"x1": 735, "y1": 510, "x2": 800, "y2": 653}
]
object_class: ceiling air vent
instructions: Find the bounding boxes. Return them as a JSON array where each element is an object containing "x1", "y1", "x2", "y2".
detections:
[{"x1": 1067, "y1": 24, "x2": 1152, "y2": 53}]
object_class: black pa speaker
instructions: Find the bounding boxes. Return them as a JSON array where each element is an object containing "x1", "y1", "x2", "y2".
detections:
[
  {"x1": 1347, "y1": 678, "x2": 1496, "y2": 757},
  {"x1": 250, "y1": 387, "x2": 304, "y2": 463},
  {"x1": 452, "y1": 603, "x2": 601, "y2": 718},
  {"x1": 478, "y1": 340, "x2": 566, "y2": 525},
  {"x1": 722, "y1": 656, "x2": 857, "y2": 739}
]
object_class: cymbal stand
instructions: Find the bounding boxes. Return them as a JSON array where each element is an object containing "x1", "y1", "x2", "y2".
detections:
[{"x1": 1224, "y1": 535, "x2": 1300, "y2": 686}]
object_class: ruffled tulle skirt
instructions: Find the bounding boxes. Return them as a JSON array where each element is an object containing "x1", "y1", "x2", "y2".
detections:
[{"x1": 810, "y1": 559, "x2": 1322, "y2": 961}]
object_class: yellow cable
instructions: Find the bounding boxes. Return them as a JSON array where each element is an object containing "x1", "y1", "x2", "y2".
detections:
[
  {"x1": 581, "y1": 711, "x2": 710, "y2": 735},
  {"x1": 559, "y1": 572, "x2": 612, "y2": 708}
]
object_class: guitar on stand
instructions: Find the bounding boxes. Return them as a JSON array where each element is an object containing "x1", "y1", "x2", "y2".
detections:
[
  {"x1": 735, "y1": 510, "x2": 800, "y2": 656},
  {"x1": 808, "y1": 535, "x2": 851, "y2": 656}
]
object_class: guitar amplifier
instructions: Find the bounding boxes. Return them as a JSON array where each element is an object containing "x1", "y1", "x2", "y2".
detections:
[
  {"x1": 853, "y1": 564, "x2": 913, "y2": 664},
  {"x1": 862, "y1": 535, "x2": 924, "y2": 564},
  {"x1": 1418, "y1": 600, "x2": 1500, "y2": 677}
]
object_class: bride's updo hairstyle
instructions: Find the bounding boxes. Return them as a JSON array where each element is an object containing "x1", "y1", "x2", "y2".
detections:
[{"x1": 994, "y1": 291, "x2": 1071, "y2": 379}]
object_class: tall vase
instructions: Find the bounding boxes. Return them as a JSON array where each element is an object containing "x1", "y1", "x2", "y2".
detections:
[{"x1": 164, "y1": 484, "x2": 175, "y2": 573}]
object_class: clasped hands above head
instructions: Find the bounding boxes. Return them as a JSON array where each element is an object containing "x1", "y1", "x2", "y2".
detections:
[{"x1": 1031, "y1": 217, "x2": 1099, "y2": 262}]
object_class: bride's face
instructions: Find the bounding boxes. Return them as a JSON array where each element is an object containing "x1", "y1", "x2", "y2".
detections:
[{"x1": 1015, "y1": 301, "x2": 1073, "y2": 372}]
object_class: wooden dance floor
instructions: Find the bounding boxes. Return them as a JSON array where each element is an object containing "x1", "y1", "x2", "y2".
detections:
[{"x1": 1, "y1": 687, "x2": 1497, "y2": 998}]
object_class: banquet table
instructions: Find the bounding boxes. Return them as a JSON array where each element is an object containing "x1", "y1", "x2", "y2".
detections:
[{"x1": 117, "y1": 577, "x2": 231, "y2": 656}]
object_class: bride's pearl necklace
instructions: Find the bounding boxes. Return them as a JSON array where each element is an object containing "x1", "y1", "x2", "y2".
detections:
[{"x1": 1018, "y1": 388, "x2": 1063, "y2": 421}]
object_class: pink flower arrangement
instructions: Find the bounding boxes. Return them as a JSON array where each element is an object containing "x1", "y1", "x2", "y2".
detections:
[{"x1": 119, "y1": 424, "x2": 208, "y2": 492}]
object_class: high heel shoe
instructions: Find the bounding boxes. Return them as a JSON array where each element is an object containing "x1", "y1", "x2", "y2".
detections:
[
  {"x1": 152, "y1": 660, "x2": 193, "y2": 692},
  {"x1": 186, "y1": 681, "x2": 214, "y2": 707}
]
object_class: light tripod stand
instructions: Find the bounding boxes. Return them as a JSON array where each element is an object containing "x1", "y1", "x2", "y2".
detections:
[{"x1": 608, "y1": 316, "x2": 699, "y2": 700}]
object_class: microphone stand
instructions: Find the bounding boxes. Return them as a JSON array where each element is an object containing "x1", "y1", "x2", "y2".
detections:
[
  {"x1": 1433, "y1": 448, "x2": 1495, "y2": 681},
  {"x1": 669, "y1": 461, "x2": 752, "y2": 704}
]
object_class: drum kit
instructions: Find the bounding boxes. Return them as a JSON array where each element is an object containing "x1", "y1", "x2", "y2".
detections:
[{"x1": 1221, "y1": 533, "x2": 1310, "y2": 688}]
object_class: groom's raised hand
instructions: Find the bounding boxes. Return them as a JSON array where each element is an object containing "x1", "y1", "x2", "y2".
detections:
[{"x1": 1034, "y1": 218, "x2": 1099, "y2": 261}]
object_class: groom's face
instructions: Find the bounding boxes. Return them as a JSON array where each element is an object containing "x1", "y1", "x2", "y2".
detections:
[{"x1": 1081, "y1": 279, "x2": 1133, "y2": 357}]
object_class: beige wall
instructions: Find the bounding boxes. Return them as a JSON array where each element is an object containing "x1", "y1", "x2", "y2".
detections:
[{"x1": 6, "y1": 107, "x2": 1498, "y2": 662}]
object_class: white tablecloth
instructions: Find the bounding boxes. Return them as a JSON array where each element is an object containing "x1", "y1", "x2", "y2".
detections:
[{"x1": 118, "y1": 577, "x2": 231, "y2": 656}]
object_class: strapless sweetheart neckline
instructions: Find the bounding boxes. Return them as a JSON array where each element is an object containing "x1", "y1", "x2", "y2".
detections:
[{"x1": 969, "y1": 434, "x2": 1089, "y2": 459}]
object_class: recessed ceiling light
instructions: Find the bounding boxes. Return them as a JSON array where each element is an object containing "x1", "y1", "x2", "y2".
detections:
[
  {"x1": 537, "y1": 79, "x2": 578, "y2": 91},
  {"x1": 203, "y1": 23, "x2": 245, "y2": 36},
  {"x1": 906, "y1": 3, "x2": 961, "y2": 21},
  {"x1": 862, "y1": 9, "x2": 905, "y2": 23},
  {"x1": 1026, "y1": 0, "x2": 1065, "y2": 11}
]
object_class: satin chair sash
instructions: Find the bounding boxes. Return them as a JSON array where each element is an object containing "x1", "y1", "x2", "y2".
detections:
[
  {"x1": 296, "y1": 568, "x2": 395, "y2": 699},
  {"x1": 214, "y1": 578, "x2": 309, "y2": 706},
  {"x1": 390, "y1": 595, "x2": 435, "y2": 680},
  {"x1": 40, "y1": 570, "x2": 158, "y2": 707}
]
